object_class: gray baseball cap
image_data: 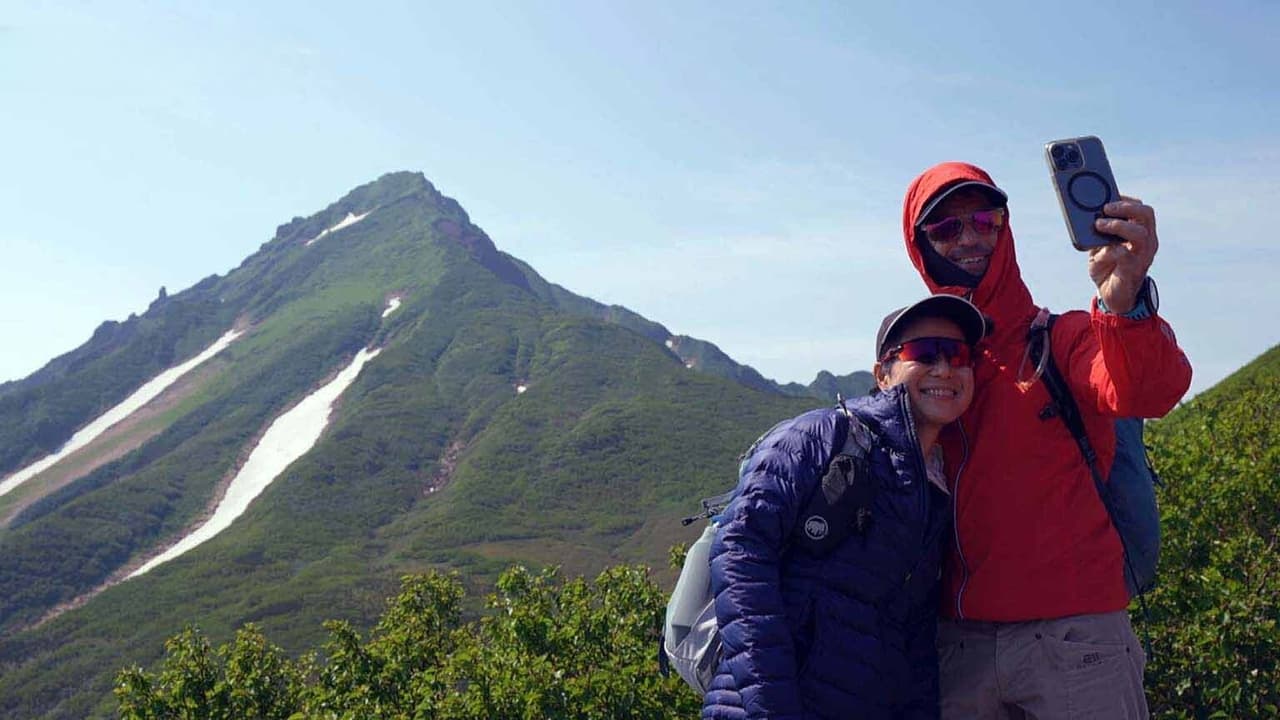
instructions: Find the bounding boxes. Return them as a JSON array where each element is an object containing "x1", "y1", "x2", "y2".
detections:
[{"x1": 876, "y1": 294, "x2": 987, "y2": 360}]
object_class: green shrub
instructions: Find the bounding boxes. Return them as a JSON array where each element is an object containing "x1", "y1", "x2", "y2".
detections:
[
  {"x1": 115, "y1": 565, "x2": 702, "y2": 720},
  {"x1": 1143, "y1": 349, "x2": 1280, "y2": 718}
]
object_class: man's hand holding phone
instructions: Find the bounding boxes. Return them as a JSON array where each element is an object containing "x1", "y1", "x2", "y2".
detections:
[{"x1": 1088, "y1": 197, "x2": 1159, "y2": 315}]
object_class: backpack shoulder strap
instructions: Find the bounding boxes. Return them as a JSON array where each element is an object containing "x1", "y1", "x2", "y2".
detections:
[
  {"x1": 791, "y1": 402, "x2": 876, "y2": 556},
  {"x1": 1030, "y1": 314, "x2": 1159, "y2": 649},
  {"x1": 836, "y1": 398, "x2": 874, "y2": 458},
  {"x1": 1030, "y1": 314, "x2": 1106, "y2": 489}
]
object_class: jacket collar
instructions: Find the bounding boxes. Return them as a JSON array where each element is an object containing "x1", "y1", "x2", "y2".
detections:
[
  {"x1": 851, "y1": 384, "x2": 917, "y2": 458},
  {"x1": 853, "y1": 384, "x2": 965, "y2": 481}
]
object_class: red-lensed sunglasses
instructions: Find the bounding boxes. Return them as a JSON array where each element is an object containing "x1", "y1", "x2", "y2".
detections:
[
  {"x1": 921, "y1": 208, "x2": 1006, "y2": 244},
  {"x1": 880, "y1": 337, "x2": 974, "y2": 367}
]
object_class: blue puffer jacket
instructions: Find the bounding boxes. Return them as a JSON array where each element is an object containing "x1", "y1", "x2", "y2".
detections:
[{"x1": 701, "y1": 385, "x2": 953, "y2": 720}]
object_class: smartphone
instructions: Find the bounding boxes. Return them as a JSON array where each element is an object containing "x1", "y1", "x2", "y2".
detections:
[{"x1": 1044, "y1": 136, "x2": 1121, "y2": 251}]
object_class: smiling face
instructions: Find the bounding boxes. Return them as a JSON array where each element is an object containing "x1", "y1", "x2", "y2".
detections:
[
  {"x1": 922, "y1": 188, "x2": 1001, "y2": 278},
  {"x1": 874, "y1": 315, "x2": 975, "y2": 440}
]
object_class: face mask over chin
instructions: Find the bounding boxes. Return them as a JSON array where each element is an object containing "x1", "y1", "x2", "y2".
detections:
[{"x1": 918, "y1": 235, "x2": 981, "y2": 289}]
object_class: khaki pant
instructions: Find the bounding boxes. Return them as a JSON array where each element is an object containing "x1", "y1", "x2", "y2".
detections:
[{"x1": 938, "y1": 611, "x2": 1148, "y2": 720}]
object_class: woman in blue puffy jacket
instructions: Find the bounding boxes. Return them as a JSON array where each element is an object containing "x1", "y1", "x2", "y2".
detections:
[{"x1": 702, "y1": 294, "x2": 984, "y2": 720}]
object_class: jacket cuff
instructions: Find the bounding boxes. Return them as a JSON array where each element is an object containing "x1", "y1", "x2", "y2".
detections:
[
  {"x1": 1096, "y1": 277, "x2": 1157, "y2": 320},
  {"x1": 1096, "y1": 294, "x2": 1152, "y2": 320}
]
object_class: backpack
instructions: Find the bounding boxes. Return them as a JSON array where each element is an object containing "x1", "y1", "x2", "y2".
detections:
[
  {"x1": 1027, "y1": 313, "x2": 1163, "y2": 598},
  {"x1": 660, "y1": 402, "x2": 874, "y2": 695}
]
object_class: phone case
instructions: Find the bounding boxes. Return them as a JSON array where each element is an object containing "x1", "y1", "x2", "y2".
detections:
[{"x1": 1044, "y1": 136, "x2": 1121, "y2": 251}]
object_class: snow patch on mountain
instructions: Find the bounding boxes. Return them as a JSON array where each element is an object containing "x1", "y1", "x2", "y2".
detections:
[
  {"x1": 382, "y1": 296, "x2": 402, "y2": 318},
  {"x1": 129, "y1": 345, "x2": 382, "y2": 578},
  {"x1": 0, "y1": 329, "x2": 243, "y2": 498},
  {"x1": 305, "y1": 211, "x2": 371, "y2": 246}
]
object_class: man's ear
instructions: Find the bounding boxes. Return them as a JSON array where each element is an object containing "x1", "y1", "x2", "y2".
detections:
[{"x1": 873, "y1": 361, "x2": 894, "y2": 391}]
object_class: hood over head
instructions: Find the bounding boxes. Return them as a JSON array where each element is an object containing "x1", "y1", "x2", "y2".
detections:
[{"x1": 901, "y1": 162, "x2": 1037, "y2": 340}]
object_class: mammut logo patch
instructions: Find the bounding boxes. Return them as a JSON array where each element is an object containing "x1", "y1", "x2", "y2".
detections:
[{"x1": 803, "y1": 515, "x2": 828, "y2": 541}]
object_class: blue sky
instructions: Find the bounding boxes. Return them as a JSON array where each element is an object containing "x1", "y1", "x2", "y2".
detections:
[{"x1": 2, "y1": 1, "x2": 1277, "y2": 398}]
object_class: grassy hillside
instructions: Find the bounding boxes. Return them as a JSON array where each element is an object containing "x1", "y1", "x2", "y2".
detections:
[
  {"x1": 1143, "y1": 344, "x2": 1279, "y2": 716},
  {"x1": 508, "y1": 253, "x2": 875, "y2": 400},
  {"x1": 0, "y1": 286, "x2": 237, "y2": 476}
]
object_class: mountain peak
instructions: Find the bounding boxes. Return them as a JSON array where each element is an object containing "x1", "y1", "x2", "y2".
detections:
[
  {"x1": 271, "y1": 170, "x2": 441, "y2": 244},
  {"x1": 346, "y1": 170, "x2": 437, "y2": 204}
]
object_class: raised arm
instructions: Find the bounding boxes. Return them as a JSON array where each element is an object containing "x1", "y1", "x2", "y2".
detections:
[{"x1": 1057, "y1": 197, "x2": 1192, "y2": 417}]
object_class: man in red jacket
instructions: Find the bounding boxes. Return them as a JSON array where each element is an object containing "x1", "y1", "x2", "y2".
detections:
[{"x1": 901, "y1": 162, "x2": 1192, "y2": 718}]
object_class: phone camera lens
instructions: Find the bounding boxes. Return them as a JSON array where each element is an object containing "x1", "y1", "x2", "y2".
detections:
[{"x1": 1050, "y1": 143, "x2": 1083, "y2": 171}]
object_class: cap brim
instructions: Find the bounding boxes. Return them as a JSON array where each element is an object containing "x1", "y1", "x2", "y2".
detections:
[
  {"x1": 878, "y1": 295, "x2": 987, "y2": 358},
  {"x1": 916, "y1": 180, "x2": 1008, "y2": 226}
]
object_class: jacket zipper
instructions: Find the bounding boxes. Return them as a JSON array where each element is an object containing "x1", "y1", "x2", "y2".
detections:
[
  {"x1": 890, "y1": 386, "x2": 962, "y2": 594},
  {"x1": 952, "y1": 420, "x2": 971, "y2": 619},
  {"x1": 896, "y1": 390, "x2": 931, "y2": 541},
  {"x1": 896, "y1": 388, "x2": 953, "y2": 596}
]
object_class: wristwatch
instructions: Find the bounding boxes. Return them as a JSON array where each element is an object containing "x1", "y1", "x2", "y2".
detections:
[{"x1": 1099, "y1": 276, "x2": 1158, "y2": 319}]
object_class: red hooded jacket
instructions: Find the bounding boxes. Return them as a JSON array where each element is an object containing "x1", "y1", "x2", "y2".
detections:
[{"x1": 902, "y1": 162, "x2": 1192, "y2": 621}]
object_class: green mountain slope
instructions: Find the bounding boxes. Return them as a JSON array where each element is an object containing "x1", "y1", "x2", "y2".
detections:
[
  {"x1": 0, "y1": 173, "x2": 818, "y2": 718},
  {"x1": 507, "y1": 254, "x2": 874, "y2": 399}
]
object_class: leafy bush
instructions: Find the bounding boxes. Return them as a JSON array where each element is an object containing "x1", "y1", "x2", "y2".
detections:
[
  {"x1": 1143, "y1": 347, "x2": 1280, "y2": 718},
  {"x1": 115, "y1": 565, "x2": 701, "y2": 720}
]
